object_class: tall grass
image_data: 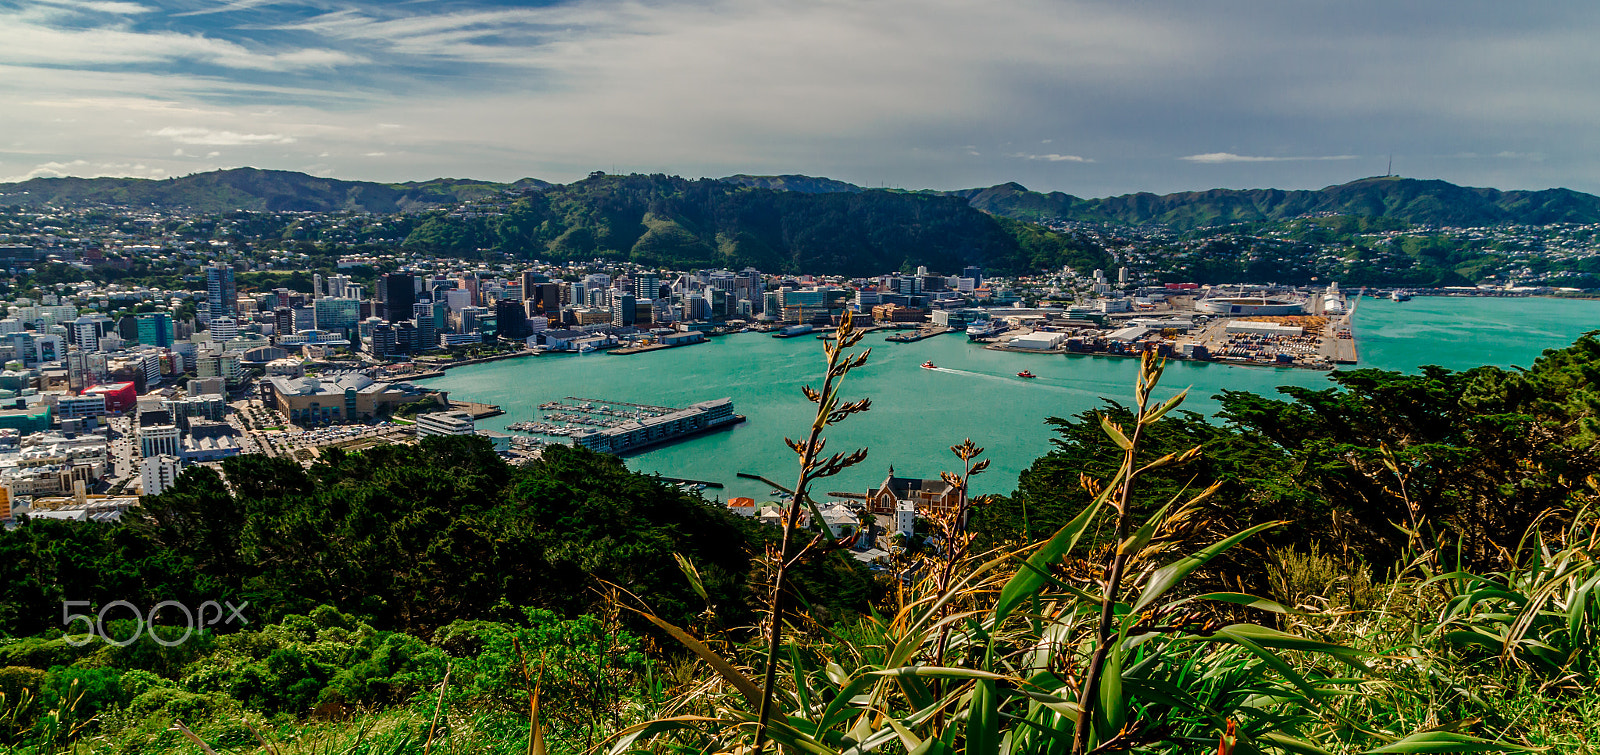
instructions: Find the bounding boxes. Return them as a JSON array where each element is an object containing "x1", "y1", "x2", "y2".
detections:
[{"x1": 617, "y1": 351, "x2": 1533, "y2": 755}]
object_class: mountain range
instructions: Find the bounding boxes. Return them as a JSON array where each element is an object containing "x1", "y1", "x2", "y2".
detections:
[
  {"x1": 0, "y1": 168, "x2": 550, "y2": 214},
  {"x1": 3, "y1": 168, "x2": 1598, "y2": 230}
]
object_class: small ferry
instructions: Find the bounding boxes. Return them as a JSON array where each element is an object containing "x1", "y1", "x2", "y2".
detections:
[
  {"x1": 1390, "y1": 290, "x2": 1413, "y2": 302},
  {"x1": 921, "y1": 361, "x2": 937, "y2": 370},
  {"x1": 967, "y1": 321, "x2": 1007, "y2": 340},
  {"x1": 1016, "y1": 370, "x2": 1037, "y2": 379}
]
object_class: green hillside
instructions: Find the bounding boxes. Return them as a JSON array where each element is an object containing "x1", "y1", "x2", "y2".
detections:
[
  {"x1": 0, "y1": 168, "x2": 549, "y2": 213},
  {"x1": 718, "y1": 174, "x2": 864, "y2": 194},
  {"x1": 403, "y1": 173, "x2": 1107, "y2": 275},
  {"x1": 953, "y1": 176, "x2": 1600, "y2": 229}
]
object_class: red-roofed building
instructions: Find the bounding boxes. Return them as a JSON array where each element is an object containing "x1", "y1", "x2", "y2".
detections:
[{"x1": 85, "y1": 382, "x2": 137, "y2": 413}]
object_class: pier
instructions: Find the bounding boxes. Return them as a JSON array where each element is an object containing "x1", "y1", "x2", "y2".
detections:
[
  {"x1": 509, "y1": 396, "x2": 744, "y2": 455},
  {"x1": 886, "y1": 326, "x2": 955, "y2": 343}
]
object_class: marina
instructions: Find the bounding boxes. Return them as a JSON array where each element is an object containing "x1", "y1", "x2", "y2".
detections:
[
  {"x1": 418, "y1": 297, "x2": 1600, "y2": 503},
  {"x1": 507, "y1": 396, "x2": 744, "y2": 454}
]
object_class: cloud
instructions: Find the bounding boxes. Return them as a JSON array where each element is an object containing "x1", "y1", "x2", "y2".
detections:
[
  {"x1": 1, "y1": 0, "x2": 1599, "y2": 196},
  {"x1": 0, "y1": 10, "x2": 364, "y2": 71},
  {"x1": 175, "y1": 0, "x2": 293, "y2": 17},
  {"x1": 152, "y1": 127, "x2": 297, "y2": 145},
  {"x1": 33, "y1": 0, "x2": 154, "y2": 14},
  {"x1": 1179, "y1": 152, "x2": 1359, "y2": 164},
  {"x1": 3, "y1": 159, "x2": 167, "y2": 182},
  {"x1": 1009, "y1": 152, "x2": 1093, "y2": 163}
]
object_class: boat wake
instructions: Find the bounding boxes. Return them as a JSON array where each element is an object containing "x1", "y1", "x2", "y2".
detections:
[{"x1": 925, "y1": 366, "x2": 1094, "y2": 396}]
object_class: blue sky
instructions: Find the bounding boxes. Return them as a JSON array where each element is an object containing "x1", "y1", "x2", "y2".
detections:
[{"x1": 2, "y1": 0, "x2": 1597, "y2": 196}]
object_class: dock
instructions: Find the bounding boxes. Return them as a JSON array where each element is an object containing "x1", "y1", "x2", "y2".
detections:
[
  {"x1": 886, "y1": 326, "x2": 954, "y2": 343},
  {"x1": 449, "y1": 400, "x2": 504, "y2": 419},
  {"x1": 508, "y1": 396, "x2": 743, "y2": 455}
]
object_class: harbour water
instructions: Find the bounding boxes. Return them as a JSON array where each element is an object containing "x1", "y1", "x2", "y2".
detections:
[{"x1": 419, "y1": 297, "x2": 1600, "y2": 502}]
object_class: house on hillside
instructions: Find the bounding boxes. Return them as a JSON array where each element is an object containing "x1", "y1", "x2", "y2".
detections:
[{"x1": 865, "y1": 467, "x2": 961, "y2": 516}]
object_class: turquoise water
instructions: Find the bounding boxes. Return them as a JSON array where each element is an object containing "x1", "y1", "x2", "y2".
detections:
[{"x1": 420, "y1": 297, "x2": 1600, "y2": 501}]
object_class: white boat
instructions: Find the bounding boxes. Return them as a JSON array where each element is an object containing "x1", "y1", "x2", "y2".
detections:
[
  {"x1": 966, "y1": 321, "x2": 1007, "y2": 340},
  {"x1": 578, "y1": 343, "x2": 596, "y2": 353}
]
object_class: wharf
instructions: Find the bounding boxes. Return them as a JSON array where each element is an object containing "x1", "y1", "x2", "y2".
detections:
[
  {"x1": 817, "y1": 325, "x2": 887, "y2": 340},
  {"x1": 449, "y1": 400, "x2": 504, "y2": 419},
  {"x1": 435, "y1": 349, "x2": 538, "y2": 371},
  {"x1": 886, "y1": 326, "x2": 954, "y2": 343},
  {"x1": 657, "y1": 476, "x2": 725, "y2": 489},
  {"x1": 609, "y1": 339, "x2": 710, "y2": 356},
  {"x1": 608, "y1": 342, "x2": 673, "y2": 356}
]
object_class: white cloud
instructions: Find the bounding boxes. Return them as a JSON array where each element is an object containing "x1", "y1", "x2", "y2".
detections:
[
  {"x1": 1179, "y1": 152, "x2": 1358, "y2": 164},
  {"x1": 34, "y1": 0, "x2": 154, "y2": 15},
  {"x1": 3, "y1": 159, "x2": 168, "y2": 182},
  {"x1": 152, "y1": 127, "x2": 297, "y2": 145},
  {"x1": 0, "y1": 11, "x2": 364, "y2": 71},
  {"x1": 1009, "y1": 153, "x2": 1093, "y2": 163}
]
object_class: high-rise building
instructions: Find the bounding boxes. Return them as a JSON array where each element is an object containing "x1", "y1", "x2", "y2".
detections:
[
  {"x1": 135, "y1": 313, "x2": 174, "y2": 347},
  {"x1": 413, "y1": 301, "x2": 439, "y2": 350},
  {"x1": 209, "y1": 316, "x2": 239, "y2": 342},
  {"x1": 70, "y1": 316, "x2": 102, "y2": 352},
  {"x1": 962, "y1": 266, "x2": 983, "y2": 287},
  {"x1": 273, "y1": 307, "x2": 294, "y2": 339},
  {"x1": 494, "y1": 299, "x2": 530, "y2": 339},
  {"x1": 528, "y1": 283, "x2": 562, "y2": 316},
  {"x1": 326, "y1": 274, "x2": 350, "y2": 298},
  {"x1": 380, "y1": 273, "x2": 416, "y2": 323},
  {"x1": 611, "y1": 293, "x2": 636, "y2": 327},
  {"x1": 204, "y1": 263, "x2": 236, "y2": 325},
  {"x1": 441, "y1": 287, "x2": 470, "y2": 313},
  {"x1": 634, "y1": 272, "x2": 661, "y2": 300},
  {"x1": 314, "y1": 297, "x2": 361, "y2": 334}
]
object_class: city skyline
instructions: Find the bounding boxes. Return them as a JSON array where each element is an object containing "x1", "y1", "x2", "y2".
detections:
[{"x1": 2, "y1": 1, "x2": 1597, "y2": 196}]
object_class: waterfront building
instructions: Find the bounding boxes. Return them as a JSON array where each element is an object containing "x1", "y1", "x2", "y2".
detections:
[
  {"x1": 571, "y1": 398, "x2": 739, "y2": 455},
  {"x1": 1195, "y1": 296, "x2": 1304, "y2": 316},
  {"x1": 612, "y1": 294, "x2": 636, "y2": 327},
  {"x1": 416, "y1": 410, "x2": 476, "y2": 437},
  {"x1": 260, "y1": 373, "x2": 442, "y2": 425}
]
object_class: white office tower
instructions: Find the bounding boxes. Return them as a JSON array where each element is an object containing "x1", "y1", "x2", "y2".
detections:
[
  {"x1": 313, "y1": 273, "x2": 325, "y2": 299},
  {"x1": 1118, "y1": 267, "x2": 1129, "y2": 284},
  {"x1": 141, "y1": 455, "x2": 184, "y2": 496},
  {"x1": 209, "y1": 316, "x2": 239, "y2": 342},
  {"x1": 71, "y1": 316, "x2": 101, "y2": 352}
]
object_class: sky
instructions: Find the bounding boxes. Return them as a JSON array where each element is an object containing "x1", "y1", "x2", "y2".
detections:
[{"x1": 2, "y1": 0, "x2": 1597, "y2": 197}]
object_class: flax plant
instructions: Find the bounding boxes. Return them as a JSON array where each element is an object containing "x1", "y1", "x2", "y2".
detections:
[
  {"x1": 754, "y1": 310, "x2": 872, "y2": 754},
  {"x1": 613, "y1": 351, "x2": 1525, "y2": 755}
]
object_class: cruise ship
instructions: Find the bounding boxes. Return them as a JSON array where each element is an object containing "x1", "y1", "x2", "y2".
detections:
[{"x1": 967, "y1": 320, "x2": 1008, "y2": 340}]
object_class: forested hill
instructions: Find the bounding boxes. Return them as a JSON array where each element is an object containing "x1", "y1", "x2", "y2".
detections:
[
  {"x1": 0, "y1": 167, "x2": 550, "y2": 213},
  {"x1": 948, "y1": 176, "x2": 1600, "y2": 229},
  {"x1": 402, "y1": 173, "x2": 1107, "y2": 276},
  {"x1": 718, "y1": 174, "x2": 865, "y2": 194}
]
